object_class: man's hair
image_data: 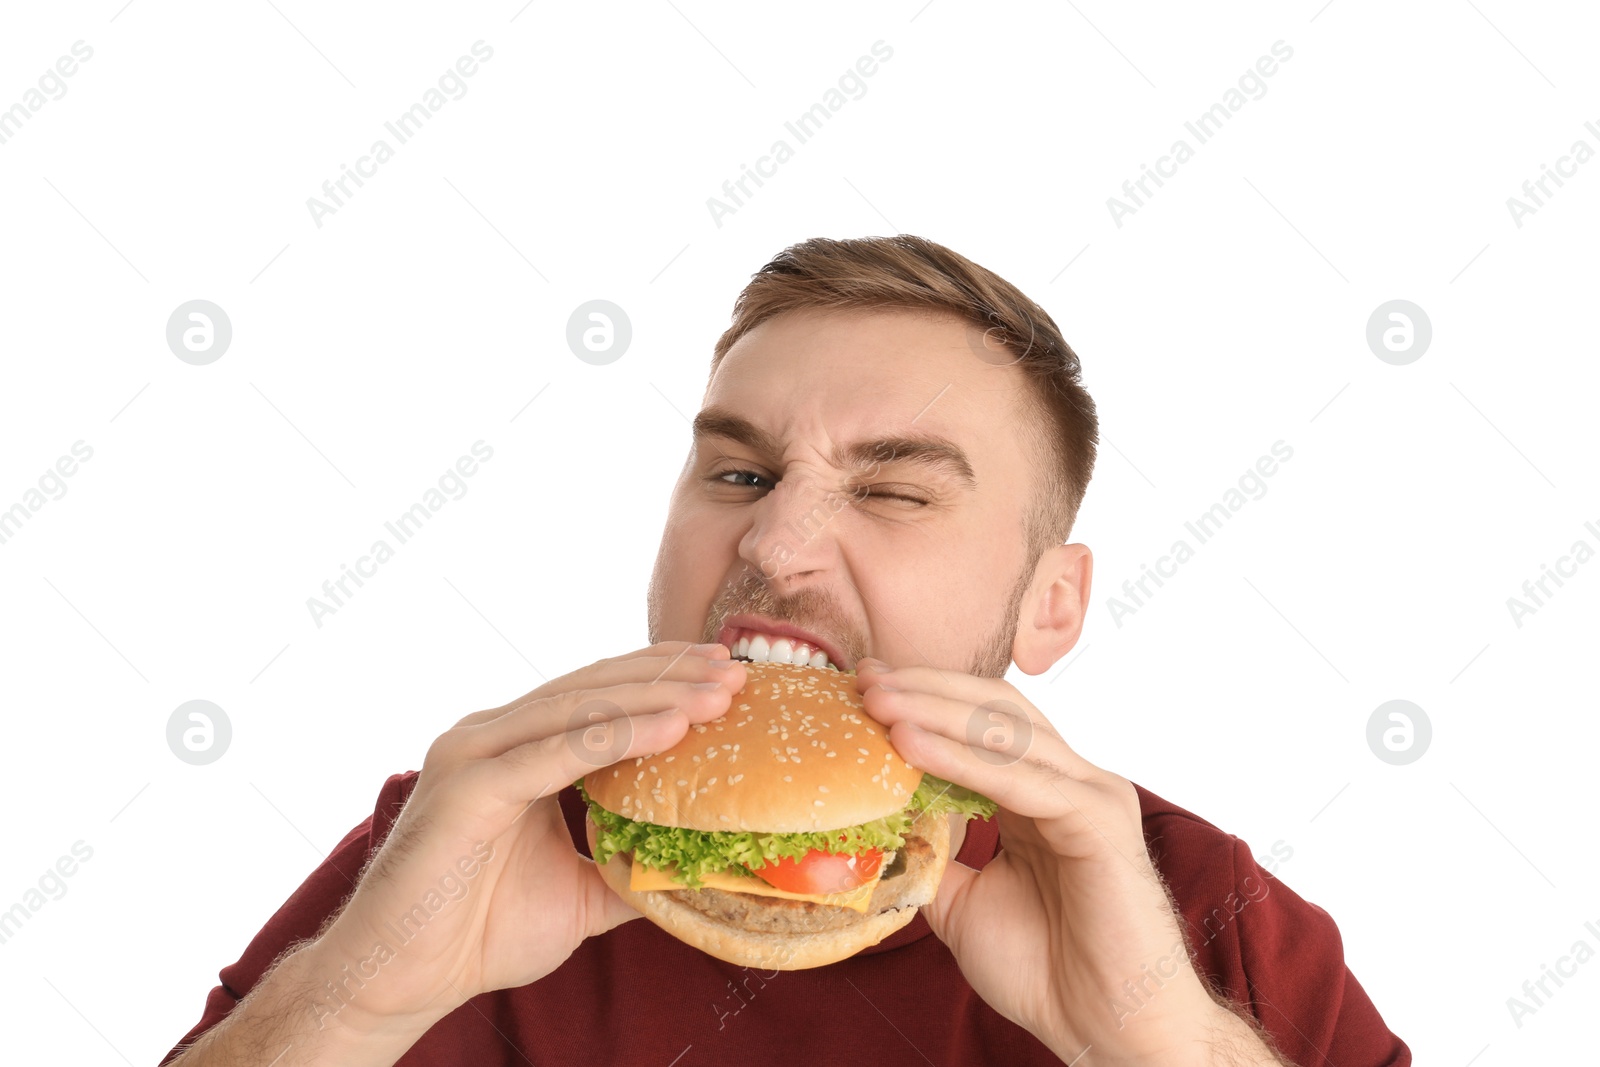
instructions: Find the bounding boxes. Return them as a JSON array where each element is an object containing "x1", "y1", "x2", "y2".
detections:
[{"x1": 710, "y1": 234, "x2": 1098, "y2": 563}]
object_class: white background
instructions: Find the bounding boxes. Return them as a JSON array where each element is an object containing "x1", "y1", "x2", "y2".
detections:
[{"x1": 1, "y1": 1, "x2": 1595, "y2": 1063}]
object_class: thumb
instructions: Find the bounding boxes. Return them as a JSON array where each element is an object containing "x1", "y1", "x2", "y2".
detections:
[
  {"x1": 579, "y1": 856, "x2": 646, "y2": 937},
  {"x1": 580, "y1": 816, "x2": 645, "y2": 936},
  {"x1": 920, "y1": 858, "x2": 979, "y2": 942}
]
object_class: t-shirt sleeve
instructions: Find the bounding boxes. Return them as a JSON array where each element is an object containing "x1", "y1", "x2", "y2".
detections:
[
  {"x1": 1197, "y1": 834, "x2": 1411, "y2": 1066},
  {"x1": 159, "y1": 771, "x2": 419, "y2": 1065}
]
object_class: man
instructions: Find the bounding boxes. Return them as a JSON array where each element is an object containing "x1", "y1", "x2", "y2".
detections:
[{"x1": 163, "y1": 235, "x2": 1409, "y2": 1065}]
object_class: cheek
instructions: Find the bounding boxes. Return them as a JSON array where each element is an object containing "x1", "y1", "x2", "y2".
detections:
[
  {"x1": 652, "y1": 505, "x2": 746, "y2": 626},
  {"x1": 845, "y1": 518, "x2": 1015, "y2": 663}
]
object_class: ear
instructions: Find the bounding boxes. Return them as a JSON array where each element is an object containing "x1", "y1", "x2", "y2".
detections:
[{"x1": 1011, "y1": 543, "x2": 1093, "y2": 676}]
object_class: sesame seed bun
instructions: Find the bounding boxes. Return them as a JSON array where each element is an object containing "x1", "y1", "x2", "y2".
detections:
[{"x1": 582, "y1": 661, "x2": 924, "y2": 832}]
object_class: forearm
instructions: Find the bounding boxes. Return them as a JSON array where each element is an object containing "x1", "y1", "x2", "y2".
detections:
[
  {"x1": 1198, "y1": 1003, "x2": 1296, "y2": 1067},
  {"x1": 167, "y1": 938, "x2": 445, "y2": 1067},
  {"x1": 1041, "y1": 977, "x2": 1293, "y2": 1067}
]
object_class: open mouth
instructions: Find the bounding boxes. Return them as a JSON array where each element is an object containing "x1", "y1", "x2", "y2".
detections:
[{"x1": 723, "y1": 627, "x2": 839, "y2": 671}]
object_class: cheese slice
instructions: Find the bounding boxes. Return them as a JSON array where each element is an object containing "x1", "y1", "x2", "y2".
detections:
[{"x1": 630, "y1": 855, "x2": 882, "y2": 913}]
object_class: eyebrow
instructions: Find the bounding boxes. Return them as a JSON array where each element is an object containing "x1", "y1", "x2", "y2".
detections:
[{"x1": 691, "y1": 407, "x2": 977, "y2": 489}]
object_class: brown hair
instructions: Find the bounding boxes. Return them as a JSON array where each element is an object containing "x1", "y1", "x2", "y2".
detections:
[{"x1": 710, "y1": 234, "x2": 1098, "y2": 561}]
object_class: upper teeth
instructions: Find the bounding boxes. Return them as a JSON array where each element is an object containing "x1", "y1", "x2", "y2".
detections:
[{"x1": 734, "y1": 632, "x2": 835, "y2": 670}]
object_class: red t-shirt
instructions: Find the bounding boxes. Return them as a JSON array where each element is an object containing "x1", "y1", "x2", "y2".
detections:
[{"x1": 163, "y1": 773, "x2": 1410, "y2": 1065}]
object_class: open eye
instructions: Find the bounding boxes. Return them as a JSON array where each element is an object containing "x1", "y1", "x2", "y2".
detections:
[{"x1": 713, "y1": 469, "x2": 774, "y2": 490}]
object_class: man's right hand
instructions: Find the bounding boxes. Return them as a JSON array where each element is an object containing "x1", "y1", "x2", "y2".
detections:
[{"x1": 172, "y1": 641, "x2": 745, "y2": 1064}]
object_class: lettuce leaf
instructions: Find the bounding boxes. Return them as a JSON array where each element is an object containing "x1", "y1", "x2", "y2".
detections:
[{"x1": 577, "y1": 773, "x2": 996, "y2": 888}]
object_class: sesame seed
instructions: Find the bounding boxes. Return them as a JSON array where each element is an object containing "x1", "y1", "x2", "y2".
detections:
[
  {"x1": 814, "y1": 800, "x2": 825, "y2": 807},
  {"x1": 783, "y1": 775, "x2": 792, "y2": 782}
]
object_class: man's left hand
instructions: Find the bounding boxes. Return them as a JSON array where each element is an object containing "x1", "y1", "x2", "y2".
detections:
[{"x1": 855, "y1": 661, "x2": 1284, "y2": 1067}]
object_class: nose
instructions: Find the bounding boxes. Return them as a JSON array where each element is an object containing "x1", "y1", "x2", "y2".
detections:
[{"x1": 738, "y1": 473, "x2": 848, "y2": 583}]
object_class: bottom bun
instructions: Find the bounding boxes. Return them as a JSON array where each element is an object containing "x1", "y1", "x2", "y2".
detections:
[{"x1": 587, "y1": 810, "x2": 951, "y2": 971}]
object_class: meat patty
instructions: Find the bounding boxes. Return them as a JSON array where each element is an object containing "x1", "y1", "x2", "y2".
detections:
[{"x1": 662, "y1": 830, "x2": 937, "y2": 935}]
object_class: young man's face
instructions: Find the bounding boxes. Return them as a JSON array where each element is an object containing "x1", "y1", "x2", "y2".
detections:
[{"x1": 647, "y1": 306, "x2": 1087, "y2": 677}]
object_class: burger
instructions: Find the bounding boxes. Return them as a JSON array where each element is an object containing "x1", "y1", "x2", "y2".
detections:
[{"x1": 579, "y1": 660, "x2": 996, "y2": 970}]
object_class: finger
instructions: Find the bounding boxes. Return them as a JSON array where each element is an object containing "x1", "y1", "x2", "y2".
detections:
[
  {"x1": 548, "y1": 641, "x2": 734, "y2": 699},
  {"x1": 463, "y1": 656, "x2": 746, "y2": 754},
  {"x1": 482, "y1": 703, "x2": 711, "y2": 806},
  {"x1": 881, "y1": 713, "x2": 1099, "y2": 822},
  {"x1": 468, "y1": 669, "x2": 745, "y2": 762},
  {"x1": 861, "y1": 683, "x2": 1088, "y2": 778},
  {"x1": 455, "y1": 642, "x2": 734, "y2": 728},
  {"x1": 856, "y1": 663, "x2": 1066, "y2": 745},
  {"x1": 854, "y1": 661, "x2": 1001, "y2": 704}
]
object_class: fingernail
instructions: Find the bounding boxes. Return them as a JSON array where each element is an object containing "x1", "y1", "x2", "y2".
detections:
[
  {"x1": 692, "y1": 680, "x2": 724, "y2": 690},
  {"x1": 689, "y1": 643, "x2": 723, "y2": 655},
  {"x1": 706, "y1": 658, "x2": 739, "y2": 669}
]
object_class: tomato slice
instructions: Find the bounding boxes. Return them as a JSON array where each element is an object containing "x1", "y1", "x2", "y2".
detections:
[{"x1": 750, "y1": 846, "x2": 884, "y2": 895}]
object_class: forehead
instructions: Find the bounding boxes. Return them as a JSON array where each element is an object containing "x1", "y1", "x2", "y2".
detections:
[{"x1": 703, "y1": 307, "x2": 1035, "y2": 463}]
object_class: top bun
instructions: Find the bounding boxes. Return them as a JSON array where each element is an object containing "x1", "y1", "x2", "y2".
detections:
[{"x1": 583, "y1": 661, "x2": 923, "y2": 833}]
